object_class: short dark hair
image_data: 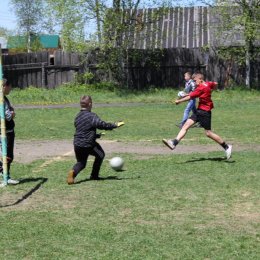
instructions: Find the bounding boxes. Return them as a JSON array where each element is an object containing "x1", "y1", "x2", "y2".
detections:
[{"x1": 80, "y1": 95, "x2": 92, "y2": 108}]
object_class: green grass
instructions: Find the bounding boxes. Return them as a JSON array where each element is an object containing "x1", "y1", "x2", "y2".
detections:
[
  {"x1": 15, "y1": 91, "x2": 260, "y2": 144},
  {"x1": 10, "y1": 83, "x2": 260, "y2": 105},
  {"x1": 0, "y1": 151, "x2": 259, "y2": 259},
  {"x1": 11, "y1": 84, "x2": 181, "y2": 105},
  {"x1": 0, "y1": 88, "x2": 259, "y2": 259}
]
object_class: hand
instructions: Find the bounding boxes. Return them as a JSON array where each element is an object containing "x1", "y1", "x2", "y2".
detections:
[
  {"x1": 115, "y1": 121, "x2": 125, "y2": 127},
  {"x1": 175, "y1": 99, "x2": 180, "y2": 105},
  {"x1": 96, "y1": 132, "x2": 105, "y2": 138},
  {"x1": 11, "y1": 111, "x2": 16, "y2": 118}
]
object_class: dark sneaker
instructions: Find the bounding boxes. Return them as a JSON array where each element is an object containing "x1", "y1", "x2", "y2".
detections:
[
  {"x1": 162, "y1": 139, "x2": 175, "y2": 150},
  {"x1": 67, "y1": 170, "x2": 76, "y2": 185},
  {"x1": 89, "y1": 176, "x2": 102, "y2": 181}
]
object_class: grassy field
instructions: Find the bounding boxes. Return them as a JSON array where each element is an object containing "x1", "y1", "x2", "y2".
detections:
[
  {"x1": 15, "y1": 89, "x2": 260, "y2": 144},
  {"x1": 1, "y1": 152, "x2": 259, "y2": 259},
  {"x1": 11, "y1": 84, "x2": 182, "y2": 105},
  {"x1": 0, "y1": 88, "x2": 259, "y2": 259},
  {"x1": 10, "y1": 83, "x2": 260, "y2": 105}
]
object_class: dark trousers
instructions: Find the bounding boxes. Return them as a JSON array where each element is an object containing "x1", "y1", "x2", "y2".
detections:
[
  {"x1": 73, "y1": 143, "x2": 105, "y2": 178},
  {"x1": 0, "y1": 131, "x2": 15, "y2": 178}
]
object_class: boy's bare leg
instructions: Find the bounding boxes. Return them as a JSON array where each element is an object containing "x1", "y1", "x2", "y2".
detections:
[
  {"x1": 205, "y1": 130, "x2": 224, "y2": 144},
  {"x1": 176, "y1": 119, "x2": 196, "y2": 141},
  {"x1": 205, "y1": 130, "x2": 233, "y2": 159},
  {"x1": 163, "y1": 119, "x2": 195, "y2": 150}
]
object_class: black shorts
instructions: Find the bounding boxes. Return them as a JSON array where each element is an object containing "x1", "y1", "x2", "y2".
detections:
[{"x1": 190, "y1": 109, "x2": 211, "y2": 130}]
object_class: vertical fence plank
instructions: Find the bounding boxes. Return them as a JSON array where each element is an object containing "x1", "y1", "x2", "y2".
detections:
[{"x1": 1, "y1": 49, "x2": 260, "y2": 89}]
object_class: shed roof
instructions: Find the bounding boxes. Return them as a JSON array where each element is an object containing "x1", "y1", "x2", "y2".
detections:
[
  {"x1": 7, "y1": 34, "x2": 60, "y2": 49},
  {"x1": 39, "y1": 35, "x2": 60, "y2": 48}
]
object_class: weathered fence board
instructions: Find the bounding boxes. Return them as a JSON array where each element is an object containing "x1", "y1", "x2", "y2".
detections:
[
  {"x1": 3, "y1": 51, "x2": 80, "y2": 88},
  {"x1": 2, "y1": 49, "x2": 260, "y2": 89}
]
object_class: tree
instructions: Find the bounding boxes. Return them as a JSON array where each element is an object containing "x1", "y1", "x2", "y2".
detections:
[
  {"x1": 43, "y1": 0, "x2": 188, "y2": 86},
  {"x1": 11, "y1": 0, "x2": 44, "y2": 52},
  {"x1": 0, "y1": 27, "x2": 13, "y2": 38},
  {"x1": 240, "y1": 0, "x2": 260, "y2": 88},
  {"x1": 44, "y1": 0, "x2": 108, "y2": 51},
  {"x1": 101, "y1": 0, "x2": 175, "y2": 86},
  {"x1": 80, "y1": 0, "x2": 107, "y2": 44},
  {"x1": 211, "y1": 0, "x2": 260, "y2": 88},
  {"x1": 44, "y1": 0, "x2": 85, "y2": 52}
]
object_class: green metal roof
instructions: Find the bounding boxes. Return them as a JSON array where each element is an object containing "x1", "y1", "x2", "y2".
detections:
[
  {"x1": 7, "y1": 34, "x2": 60, "y2": 49},
  {"x1": 39, "y1": 35, "x2": 59, "y2": 48},
  {"x1": 7, "y1": 36, "x2": 27, "y2": 49}
]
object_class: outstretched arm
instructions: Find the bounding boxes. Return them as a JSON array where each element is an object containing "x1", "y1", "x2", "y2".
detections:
[
  {"x1": 175, "y1": 95, "x2": 191, "y2": 105},
  {"x1": 92, "y1": 114, "x2": 124, "y2": 130},
  {"x1": 92, "y1": 114, "x2": 117, "y2": 130}
]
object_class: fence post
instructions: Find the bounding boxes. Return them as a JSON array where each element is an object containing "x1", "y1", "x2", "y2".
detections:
[
  {"x1": 0, "y1": 46, "x2": 8, "y2": 187},
  {"x1": 41, "y1": 62, "x2": 46, "y2": 87}
]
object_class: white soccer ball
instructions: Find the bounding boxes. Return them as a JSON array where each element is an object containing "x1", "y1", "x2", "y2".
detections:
[
  {"x1": 109, "y1": 157, "x2": 124, "y2": 171},
  {"x1": 177, "y1": 91, "x2": 186, "y2": 98}
]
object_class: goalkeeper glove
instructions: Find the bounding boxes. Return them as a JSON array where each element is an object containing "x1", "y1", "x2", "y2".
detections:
[{"x1": 115, "y1": 121, "x2": 125, "y2": 127}]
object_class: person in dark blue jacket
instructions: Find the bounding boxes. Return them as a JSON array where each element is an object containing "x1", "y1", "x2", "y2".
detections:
[
  {"x1": 0, "y1": 79, "x2": 19, "y2": 185},
  {"x1": 67, "y1": 95, "x2": 124, "y2": 184}
]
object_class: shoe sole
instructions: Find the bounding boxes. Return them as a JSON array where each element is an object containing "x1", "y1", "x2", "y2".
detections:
[
  {"x1": 67, "y1": 171, "x2": 75, "y2": 185},
  {"x1": 7, "y1": 181, "x2": 19, "y2": 185},
  {"x1": 162, "y1": 139, "x2": 174, "y2": 150}
]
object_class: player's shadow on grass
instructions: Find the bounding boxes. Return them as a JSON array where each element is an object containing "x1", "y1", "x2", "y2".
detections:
[
  {"x1": 185, "y1": 157, "x2": 235, "y2": 163},
  {"x1": 75, "y1": 174, "x2": 136, "y2": 185},
  {"x1": 0, "y1": 177, "x2": 48, "y2": 208}
]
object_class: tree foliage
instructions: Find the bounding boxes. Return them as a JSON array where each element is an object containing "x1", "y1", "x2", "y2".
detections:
[
  {"x1": 99, "y1": 0, "x2": 174, "y2": 86},
  {"x1": 211, "y1": 0, "x2": 260, "y2": 88},
  {"x1": 44, "y1": 0, "x2": 109, "y2": 51},
  {"x1": 0, "y1": 27, "x2": 13, "y2": 38},
  {"x1": 11, "y1": 0, "x2": 44, "y2": 52}
]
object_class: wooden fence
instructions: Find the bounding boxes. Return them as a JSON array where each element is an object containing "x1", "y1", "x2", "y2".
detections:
[
  {"x1": 82, "y1": 48, "x2": 208, "y2": 89},
  {"x1": 3, "y1": 51, "x2": 81, "y2": 89},
  {"x1": 2, "y1": 49, "x2": 260, "y2": 89}
]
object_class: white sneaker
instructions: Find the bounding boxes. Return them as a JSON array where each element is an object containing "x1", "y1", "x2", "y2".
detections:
[
  {"x1": 162, "y1": 139, "x2": 175, "y2": 150},
  {"x1": 225, "y1": 145, "x2": 232, "y2": 160},
  {"x1": 0, "y1": 182, "x2": 7, "y2": 187},
  {"x1": 7, "y1": 179, "x2": 19, "y2": 185}
]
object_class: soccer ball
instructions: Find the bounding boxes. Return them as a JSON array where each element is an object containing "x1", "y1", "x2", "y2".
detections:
[
  {"x1": 109, "y1": 157, "x2": 124, "y2": 171},
  {"x1": 177, "y1": 91, "x2": 186, "y2": 98}
]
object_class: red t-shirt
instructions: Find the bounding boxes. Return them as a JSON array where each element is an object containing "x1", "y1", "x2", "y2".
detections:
[{"x1": 189, "y1": 82, "x2": 217, "y2": 111}]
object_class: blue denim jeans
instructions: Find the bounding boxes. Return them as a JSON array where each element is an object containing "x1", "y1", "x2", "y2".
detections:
[{"x1": 181, "y1": 99, "x2": 197, "y2": 126}]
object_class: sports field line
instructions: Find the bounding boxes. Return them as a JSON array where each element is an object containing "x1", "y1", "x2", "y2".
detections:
[
  {"x1": 31, "y1": 150, "x2": 113, "y2": 173},
  {"x1": 32, "y1": 150, "x2": 74, "y2": 173}
]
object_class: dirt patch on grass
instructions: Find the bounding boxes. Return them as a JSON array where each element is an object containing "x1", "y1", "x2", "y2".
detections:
[{"x1": 15, "y1": 139, "x2": 260, "y2": 164}]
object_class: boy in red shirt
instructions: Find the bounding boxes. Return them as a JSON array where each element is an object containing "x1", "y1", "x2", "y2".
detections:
[{"x1": 163, "y1": 73, "x2": 232, "y2": 159}]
